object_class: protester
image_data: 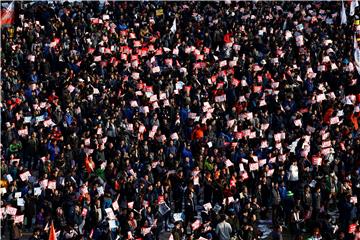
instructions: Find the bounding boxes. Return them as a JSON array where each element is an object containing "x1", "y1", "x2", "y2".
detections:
[
  {"x1": 1, "y1": 1, "x2": 360, "y2": 240},
  {"x1": 215, "y1": 214, "x2": 232, "y2": 240}
]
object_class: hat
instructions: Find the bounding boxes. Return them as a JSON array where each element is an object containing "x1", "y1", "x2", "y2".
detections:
[{"x1": 287, "y1": 191, "x2": 294, "y2": 197}]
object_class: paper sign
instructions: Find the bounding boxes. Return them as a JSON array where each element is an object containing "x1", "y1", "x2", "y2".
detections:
[
  {"x1": 0, "y1": 188, "x2": 7, "y2": 195},
  {"x1": 14, "y1": 215, "x2": 24, "y2": 224},
  {"x1": 47, "y1": 181, "x2": 56, "y2": 190},
  {"x1": 223, "y1": 196, "x2": 235, "y2": 205},
  {"x1": 19, "y1": 171, "x2": 31, "y2": 182},
  {"x1": 330, "y1": 117, "x2": 339, "y2": 125},
  {"x1": 192, "y1": 175, "x2": 199, "y2": 185},
  {"x1": 43, "y1": 119, "x2": 55, "y2": 128},
  {"x1": 127, "y1": 201, "x2": 134, "y2": 209},
  {"x1": 105, "y1": 208, "x2": 116, "y2": 220},
  {"x1": 225, "y1": 159, "x2": 234, "y2": 167},
  {"x1": 173, "y1": 212, "x2": 184, "y2": 222},
  {"x1": 24, "y1": 116, "x2": 32, "y2": 123},
  {"x1": 242, "y1": 158, "x2": 249, "y2": 164},
  {"x1": 6, "y1": 206, "x2": 17, "y2": 216},
  {"x1": 192, "y1": 220, "x2": 201, "y2": 230},
  {"x1": 253, "y1": 85, "x2": 262, "y2": 93},
  {"x1": 97, "y1": 186, "x2": 104, "y2": 195},
  {"x1": 170, "y1": 133, "x2": 179, "y2": 140},
  {"x1": 259, "y1": 159, "x2": 267, "y2": 167},
  {"x1": 14, "y1": 192, "x2": 21, "y2": 199},
  {"x1": 18, "y1": 128, "x2": 28, "y2": 137},
  {"x1": 17, "y1": 198, "x2": 25, "y2": 207},
  {"x1": 34, "y1": 187, "x2": 42, "y2": 196},
  {"x1": 219, "y1": 60, "x2": 227, "y2": 68},
  {"x1": 159, "y1": 92, "x2": 167, "y2": 100},
  {"x1": 249, "y1": 163, "x2": 259, "y2": 171},
  {"x1": 312, "y1": 157, "x2": 322, "y2": 166},
  {"x1": 152, "y1": 66, "x2": 160, "y2": 73},
  {"x1": 126, "y1": 123, "x2": 133, "y2": 131},
  {"x1": 316, "y1": 93, "x2": 326, "y2": 102},
  {"x1": 158, "y1": 203, "x2": 170, "y2": 215},
  {"x1": 267, "y1": 169, "x2": 274, "y2": 177},
  {"x1": 36, "y1": 115, "x2": 44, "y2": 123},
  {"x1": 149, "y1": 94, "x2": 158, "y2": 102},
  {"x1": 112, "y1": 201, "x2": 119, "y2": 211},
  {"x1": 215, "y1": 94, "x2": 226, "y2": 102},
  {"x1": 249, "y1": 132, "x2": 256, "y2": 139},
  {"x1": 107, "y1": 220, "x2": 117, "y2": 230},
  {"x1": 6, "y1": 174, "x2": 13, "y2": 183},
  {"x1": 203, "y1": 203, "x2": 212, "y2": 212},
  {"x1": 322, "y1": 141, "x2": 331, "y2": 149}
]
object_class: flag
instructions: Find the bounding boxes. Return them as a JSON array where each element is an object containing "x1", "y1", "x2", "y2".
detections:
[
  {"x1": 48, "y1": 221, "x2": 56, "y2": 240},
  {"x1": 350, "y1": 0, "x2": 359, "y2": 16},
  {"x1": 0, "y1": 2, "x2": 14, "y2": 27},
  {"x1": 341, "y1": 0, "x2": 347, "y2": 25},
  {"x1": 354, "y1": 35, "x2": 360, "y2": 74},
  {"x1": 170, "y1": 18, "x2": 176, "y2": 34}
]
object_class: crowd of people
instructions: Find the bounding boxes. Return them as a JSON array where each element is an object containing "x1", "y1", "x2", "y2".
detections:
[{"x1": 1, "y1": 1, "x2": 360, "y2": 240}]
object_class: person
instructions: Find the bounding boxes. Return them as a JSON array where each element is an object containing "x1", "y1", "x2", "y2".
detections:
[
  {"x1": 172, "y1": 221, "x2": 184, "y2": 240},
  {"x1": 184, "y1": 191, "x2": 195, "y2": 229},
  {"x1": 271, "y1": 182, "x2": 281, "y2": 226},
  {"x1": 215, "y1": 214, "x2": 232, "y2": 240},
  {"x1": 270, "y1": 225, "x2": 283, "y2": 240},
  {"x1": 227, "y1": 209, "x2": 241, "y2": 237},
  {"x1": 307, "y1": 227, "x2": 322, "y2": 240},
  {"x1": 29, "y1": 228, "x2": 42, "y2": 240},
  {"x1": 312, "y1": 187, "x2": 322, "y2": 221},
  {"x1": 9, "y1": 220, "x2": 22, "y2": 240}
]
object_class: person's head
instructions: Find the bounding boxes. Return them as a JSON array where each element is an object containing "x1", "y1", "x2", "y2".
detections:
[
  {"x1": 75, "y1": 205, "x2": 80, "y2": 213},
  {"x1": 146, "y1": 206, "x2": 151, "y2": 213},
  {"x1": 337, "y1": 231, "x2": 345, "y2": 239},
  {"x1": 313, "y1": 227, "x2": 321, "y2": 237},
  {"x1": 33, "y1": 228, "x2": 41, "y2": 237},
  {"x1": 274, "y1": 224, "x2": 282, "y2": 233},
  {"x1": 294, "y1": 234, "x2": 303, "y2": 240},
  {"x1": 175, "y1": 221, "x2": 182, "y2": 229}
]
